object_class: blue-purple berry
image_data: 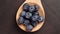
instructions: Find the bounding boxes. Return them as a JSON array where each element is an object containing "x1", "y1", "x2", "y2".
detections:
[
  {"x1": 24, "y1": 20, "x2": 30, "y2": 25},
  {"x1": 34, "y1": 5, "x2": 39, "y2": 11},
  {"x1": 25, "y1": 12, "x2": 32, "y2": 19},
  {"x1": 31, "y1": 21, "x2": 38, "y2": 27},
  {"x1": 23, "y1": 3, "x2": 29, "y2": 11},
  {"x1": 34, "y1": 12, "x2": 39, "y2": 15},
  {"x1": 29, "y1": 5, "x2": 35, "y2": 12},
  {"x1": 37, "y1": 16, "x2": 43, "y2": 22},
  {"x1": 32, "y1": 15, "x2": 39, "y2": 21},
  {"x1": 18, "y1": 17, "x2": 24, "y2": 24},
  {"x1": 20, "y1": 11, "x2": 26, "y2": 17},
  {"x1": 26, "y1": 24, "x2": 33, "y2": 31}
]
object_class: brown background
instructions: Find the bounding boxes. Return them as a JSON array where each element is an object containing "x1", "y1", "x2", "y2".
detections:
[{"x1": 0, "y1": 0, "x2": 60, "y2": 34}]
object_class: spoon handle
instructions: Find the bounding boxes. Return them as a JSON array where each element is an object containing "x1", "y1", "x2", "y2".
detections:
[
  {"x1": 25, "y1": 0, "x2": 41, "y2": 3},
  {"x1": 25, "y1": 0, "x2": 40, "y2": 1}
]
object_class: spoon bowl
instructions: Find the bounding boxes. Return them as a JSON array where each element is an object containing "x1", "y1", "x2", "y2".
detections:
[{"x1": 16, "y1": 0, "x2": 45, "y2": 32}]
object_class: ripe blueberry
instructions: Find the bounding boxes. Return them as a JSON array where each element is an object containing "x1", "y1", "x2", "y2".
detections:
[
  {"x1": 26, "y1": 24, "x2": 33, "y2": 31},
  {"x1": 31, "y1": 21, "x2": 38, "y2": 27},
  {"x1": 20, "y1": 11, "x2": 26, "y2": 17},
  {"x1": 32, "y1": 15, "x2": 39, "y2": 21},
  {"x1": 25, "y1": 12, "x2": 32, "y2": 19},
  {"x1": 29, "y1": 5, "x2": 35, "y2": 12},
  {"x1": 24, "y1": 20, "x2": 30, "y2": 25},
  {"x1": 34, "y1": 12, "x2": 39, "y2": 15},
  {"x1": 38, "y1": 16, "x2": 43, "y2": 22},
  {"x1": 34, "y1": 5, "x2": 39, "y2": 11},
  {"x1": 23, "y1": 3, "x2": 29, "y2": 11},
  {"x1": 18, "y1": 17, "x2": 24, "y2": 24}
]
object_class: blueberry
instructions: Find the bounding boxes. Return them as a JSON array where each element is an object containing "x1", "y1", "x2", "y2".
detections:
[
  {"x1": 20, "y1": 11, "x2": 26, "y2": 17},
  {"x1": 34, "y1": 5, "x2": 39, "y2": 11},
  {"x1": 32, "y1": 15, "x2": 39, "y2": 21},
  {"x1": 31, "y1": 21, "x2": 38, "y2": 27},
  {"x1": 29, "y1": 5, "x2": 35, "y2": 12},
  {"x1": 34, "y1": 12, "x2": 39, "y2": 15},
  {"x1": 37, "y1": 16, "x2": 43, "y2": 22},
  {"x1": 18, "y1": 17, "x2": 24, "y2": 24},
  {"x1": 23, "y1": 3, "x2": 29, "y2": 11},
  {"x1": 25, "y1": 12, "x2": 32, "y2": 19},
  {"x1": 26, "y1": 24, "x2": 33, "y2": 31},
  {"x1": 24, "y1": 20, "x2": 30, "y2": 25}
]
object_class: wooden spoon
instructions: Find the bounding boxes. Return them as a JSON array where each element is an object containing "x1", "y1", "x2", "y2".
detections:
[{"x1": 16, "y1": 0, "x2": 45, "y2": 32}]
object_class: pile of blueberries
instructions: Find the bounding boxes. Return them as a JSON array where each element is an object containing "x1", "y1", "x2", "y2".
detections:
[{"x1": 18, "y1": 3, "x2": 44, "y2": 31}]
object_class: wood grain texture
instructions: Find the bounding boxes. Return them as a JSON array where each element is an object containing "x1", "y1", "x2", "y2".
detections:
[{"x1": 0, "y1": 0, "x2": 60, "y2": 34}]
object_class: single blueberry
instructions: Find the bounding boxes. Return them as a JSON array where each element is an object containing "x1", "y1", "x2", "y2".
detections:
[
  {"x1": 18, "y1": 17, "x2": 24, "y2": 24},
  {"x1": 26, "y1": 24, "x2": 33, "y2": 31},
  {"x1": 23, "y1": 3, "x2": 29, "y2": 11},
  {"x1": 20, "y1": 11, "x2": 26, "y2": 17},
  {"x1": 25, "y1": 12, "x2": 32, "y2": 19},
  {"x1": 34, "y1": 5, "x2": 39, "y2": 11},
  {"x1": 29, "y1": 5, "x2": 35, "y2": 12},
  {"x1": 32, "y1": 15, "x2": 39, "y2": 21},
  {"x1": 37, "y1": 16, "x2": 43, "y2": 22},
  {"x1": 24, "y1": 20, "x2": 30, "y2": 25},
  {"x1": 34, "y1": 12, "x2": 39, "y2": 15},
  {"x1": 31, "y1": 21, "x2": 38, "y2": 27}
]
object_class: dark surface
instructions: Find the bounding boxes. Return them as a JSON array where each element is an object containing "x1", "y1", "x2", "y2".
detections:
[{"x1": 0, "y1": 0, "x2": 60, "y2": 34}]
